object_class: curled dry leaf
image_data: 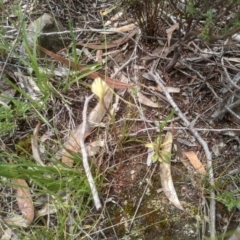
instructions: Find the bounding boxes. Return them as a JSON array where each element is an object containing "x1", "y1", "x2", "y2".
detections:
[
  {"x1": 184, "y1": 151, "x2": 206, "y2": 175},
  {"x1": 11, "y1": 179, "x2": 34, "y2": 226},
  {"x1": 159, "y1": 131, "x2": 184, "y2": 210},
  {"x1": 137, "y1": 92, "x2": 159, "y2": 108},
  {"x1": 62, "y1": 90, "x2": 113, "y2": 167}
]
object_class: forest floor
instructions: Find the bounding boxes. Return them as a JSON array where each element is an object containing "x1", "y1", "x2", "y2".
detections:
[{"x1": 1, "y1": 0, "x2": 240, "y2": 239}]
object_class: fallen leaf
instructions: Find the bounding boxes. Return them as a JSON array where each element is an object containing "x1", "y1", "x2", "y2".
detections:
[
  {"x1": 96, "y1": 49, "x2": 103, "y2": 63},
  {"x1": 11, "y1": 179, "x2": 34, "y2": 225},
  {"x1": 4, "y1": 214, "x2": 30, "y2": 228},
  {"x1": 166, "y1": 23, "x2": 179, "y2": 47},
  {"x1": 38, "y1": 45, "x2": 134, "y2": 89},
  {"x1": 137, "y1": 92, "x2": 159, "y2": 108},
  {"x1": 87, "y1": 140, "x2": 105, "y2": 156},
  {"x1": 174, "y1": 141, "x2": 190, "y2": 169},
  {"x1": 184, "y1": 151, "x2": 206, "y2": 175},
  {"x1": 159, "y1": 131, "x2": 183, "y2": 210}
]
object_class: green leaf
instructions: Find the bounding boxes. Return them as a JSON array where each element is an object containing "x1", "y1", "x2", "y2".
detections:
[{"x1": 160, "y1": 151, "x2": 171, "y2": 163}]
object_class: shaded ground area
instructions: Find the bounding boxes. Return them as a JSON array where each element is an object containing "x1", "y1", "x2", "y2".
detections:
[{"x1": 1, "y1": 0, "x2": 240, "y2": 239}]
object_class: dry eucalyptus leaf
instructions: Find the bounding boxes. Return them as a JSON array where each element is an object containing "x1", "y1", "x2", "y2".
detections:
[
  {"x1": 159, "y1": 131, "x2": 183, "y2": 210},
  {"x1": 137, "y1": 92, "x2": 159, "y2": 108},
  {"x1": 184, "y1": 151, "x2": 206, "y2": 175},
  {"x1": 11, "y1": 179, "x2": 34, "y2": 226}
]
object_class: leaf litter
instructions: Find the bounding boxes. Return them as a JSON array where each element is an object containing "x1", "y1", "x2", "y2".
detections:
[{"x1": 2, "y1": 1, "x2": 240, "y2": 239}]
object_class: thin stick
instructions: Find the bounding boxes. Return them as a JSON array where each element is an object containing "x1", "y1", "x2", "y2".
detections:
[
  {"x1": 80, "y1": 94, "x2": 102, "y2": 210},
  {"x1": 151, "y1": 72, "x2": 216, "y2": 239}
]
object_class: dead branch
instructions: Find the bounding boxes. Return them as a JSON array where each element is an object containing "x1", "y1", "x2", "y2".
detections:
[{"x1": 80, "y1": 94, "x2": 102, "y2": 211}]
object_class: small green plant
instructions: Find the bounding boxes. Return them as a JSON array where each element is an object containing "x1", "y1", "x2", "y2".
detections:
[
  {"x1": 0, "y1": 98, "x2": 37, "y2": 136},
  {"x1": 145, "y1": 109, "x2": 175, "y2": 163},
  {"x1": 146, "y1": 134, "x2": 172, "y2": 163},
  {"x1": 217, "y1": 190, "x2": 240, "y2": 211}
]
